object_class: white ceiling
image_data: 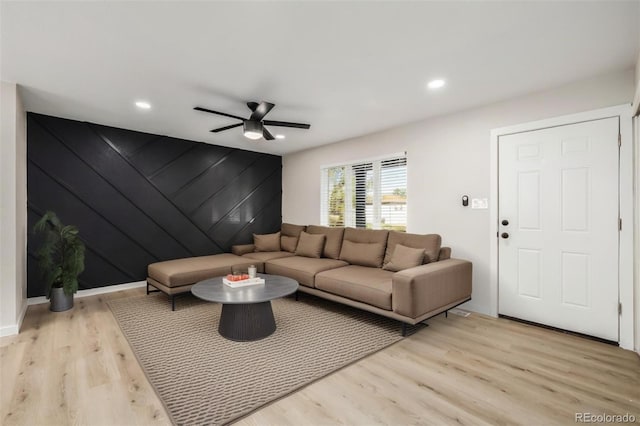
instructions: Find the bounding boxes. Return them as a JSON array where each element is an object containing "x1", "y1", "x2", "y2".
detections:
[{"x1": 1, "y1": 1, "x2": 638, "y2": 155}]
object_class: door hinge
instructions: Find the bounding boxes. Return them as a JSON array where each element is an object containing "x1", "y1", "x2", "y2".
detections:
[
  {"x1": 618, "y1": 303, "x2": 622, "y2": 315},
  {"x1": 618, "y1": 133, "x2": 621, "y2": 147},
  {"x1": 619, "y1": 218, "x2": 622, "y2": 231}
]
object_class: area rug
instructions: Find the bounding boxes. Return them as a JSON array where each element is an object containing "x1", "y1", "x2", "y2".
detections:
[{"x1": 108, "y1": 293, "x2": 406, "y2": 425}]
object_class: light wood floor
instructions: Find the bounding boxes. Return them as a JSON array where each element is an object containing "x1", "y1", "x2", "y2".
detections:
[{"x1": 1, "y1": 288, "x2": 639, "y2": 426}]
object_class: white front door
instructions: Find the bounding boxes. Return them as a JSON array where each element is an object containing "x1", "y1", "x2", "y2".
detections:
[{"x1": 498, "y1": 117, "x2": 619, "y2": 341}]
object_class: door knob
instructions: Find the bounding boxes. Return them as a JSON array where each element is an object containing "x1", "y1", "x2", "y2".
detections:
[
  {"x1": 501, "y1": 233, "x2": 509, "y2": 239},
  {"x1": 502, "y1": 220, "x2": 509, "y2": 226}
]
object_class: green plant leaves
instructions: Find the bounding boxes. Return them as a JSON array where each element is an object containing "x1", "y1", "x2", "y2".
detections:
[{"x1": 33, "y1": 211, "x2": 85, "y2": 298}]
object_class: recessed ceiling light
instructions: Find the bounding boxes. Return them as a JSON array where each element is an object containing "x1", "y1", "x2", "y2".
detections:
[
  {"x1": 427, "y1": 79, "x2": 446, "y2": 90},
  {"x1": 275, "y1": 134, "x2": 285, "y2": 140},
  {"x1": 135, "y1": 101, "x2": 151, "y2": 109}
]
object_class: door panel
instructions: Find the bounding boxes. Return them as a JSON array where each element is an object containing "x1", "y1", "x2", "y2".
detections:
[{"x1": 498, "y1": 117, "x2": 619, "y2": 341}]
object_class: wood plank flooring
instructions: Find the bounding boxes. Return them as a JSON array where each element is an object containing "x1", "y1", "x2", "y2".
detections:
[{"x1": 1, "y1": 288, "x2": 638, "y2": 425}]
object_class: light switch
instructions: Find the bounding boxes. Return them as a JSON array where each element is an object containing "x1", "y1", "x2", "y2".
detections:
[{"x1": 471, "y1": 198, "x2": 488, "y2": 209}]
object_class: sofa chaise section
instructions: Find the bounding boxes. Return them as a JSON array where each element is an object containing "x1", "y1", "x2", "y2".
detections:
[{"x1": 147, "y1": 253, "x2": 261, "y2": 310}]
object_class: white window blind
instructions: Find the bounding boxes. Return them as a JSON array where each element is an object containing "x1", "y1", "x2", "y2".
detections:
[{"x1": 321, "y1": 155, "x2": 407, "y2": 231}]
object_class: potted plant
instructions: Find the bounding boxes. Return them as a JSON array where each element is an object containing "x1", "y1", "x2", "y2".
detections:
[{"x1": 33, "y1": 211, "x2": 86, "y2": 312}]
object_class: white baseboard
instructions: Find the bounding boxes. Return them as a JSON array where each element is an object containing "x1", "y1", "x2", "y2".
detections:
[
  {"x1": 17, "y1": 300, "x2": 27, "y2": 331},
  {"x1": 458, "y1": 302, "x2": 486, "y2": 317},
  {"x1": 1, "y1": 300, "x2": 29, "y2": 337},
  {"x1": 0, "y1": 323, "x2": 20, "y2": 337},
  {"x1": 27, "y1": 281, "x2": 147, "y2": 306}
]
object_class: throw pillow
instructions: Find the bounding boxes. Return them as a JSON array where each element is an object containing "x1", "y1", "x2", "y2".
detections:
[
  {"x1": 383, "y1": 231, "x2": 441, "y2": 265},
  {"x1": 295, "y1": 231, "x2": 326, "y2": 258},
  {"x1": 253, "y1": 232, "x2": 281, "y2": 252},
  {"x1": 339, "y1": 240, "x2": 386, "y2": 268},
  {"x1": 306, "y1": 225, "x2": 345, "y2": 259},
  {"x1": 383, "y1": 244, "x2": 425, "y2": 272}
]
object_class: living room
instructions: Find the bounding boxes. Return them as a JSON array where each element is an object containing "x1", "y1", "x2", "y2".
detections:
[{"x1": 1, "y1": 1, "x2": 640, "y2": 425}]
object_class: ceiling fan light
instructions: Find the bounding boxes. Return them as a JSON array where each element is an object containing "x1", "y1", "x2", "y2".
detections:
[{"x1": 243, "y1": 121, "x2": 263, "y2": 140}]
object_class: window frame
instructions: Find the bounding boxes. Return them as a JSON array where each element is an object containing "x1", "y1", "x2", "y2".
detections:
[{"x1": 320, "y1": 152, "x2": 407, "y2": 231}]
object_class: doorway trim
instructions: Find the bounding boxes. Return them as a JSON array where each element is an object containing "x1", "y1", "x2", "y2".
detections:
[{"x1": 490, "y1": 104, "x2": 634, "y2": 350}]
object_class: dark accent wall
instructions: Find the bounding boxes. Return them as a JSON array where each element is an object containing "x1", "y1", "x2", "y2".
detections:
[{"x1": 27, "y1": 113, "x2": 282, "y2": 297}]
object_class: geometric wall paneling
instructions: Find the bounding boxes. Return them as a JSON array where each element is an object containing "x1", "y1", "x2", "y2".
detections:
[
  {"x1": 27, "y1": 113, "x2": 282, "y2": 296},
  {"x1": 207, "y1": 171, "x2": 283, "y2": 247}
]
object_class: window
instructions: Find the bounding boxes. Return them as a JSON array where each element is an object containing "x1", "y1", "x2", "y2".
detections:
[{"x1": 321, "y1": 155, "x2": 407, "y2": 231}]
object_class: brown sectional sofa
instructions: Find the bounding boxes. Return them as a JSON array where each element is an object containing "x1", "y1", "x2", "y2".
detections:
[{"x1": 147, "y1": 223, "x2": 472, "y2": 332}]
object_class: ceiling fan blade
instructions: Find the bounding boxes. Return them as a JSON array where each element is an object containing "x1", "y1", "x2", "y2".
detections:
[
  {"x1": 263, "y1": 127, "x2": 275, "y2": 140},
  {"x1": 250, "y1": 102, "x2": 275, "y2": 121},
  {"x1": 263, "y1": 120, "x2": 311, "y2": 129},
  {"x1": 247, "y1": 102, "x2": 259, "y2": 112},
  {"x1": 210, "y1": 122, "x2": 243, "y2": 133},
  {"x1": 194, "y1": 106, "x2": 245, "y2": 121}
]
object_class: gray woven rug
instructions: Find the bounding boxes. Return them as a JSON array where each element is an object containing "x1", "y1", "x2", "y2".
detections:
[{"x1": 108, "y1": 293, "x2": 405, "y2": 425}]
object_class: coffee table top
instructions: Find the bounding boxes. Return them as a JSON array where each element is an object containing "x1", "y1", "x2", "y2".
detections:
[{"x1": 191, "y1": 274, "x2": 298, "y2": 304}]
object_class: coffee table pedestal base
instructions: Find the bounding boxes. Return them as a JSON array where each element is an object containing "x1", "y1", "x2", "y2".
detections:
[{"x1": 218, "y1": 301, "x2": 276, "y2": 341}]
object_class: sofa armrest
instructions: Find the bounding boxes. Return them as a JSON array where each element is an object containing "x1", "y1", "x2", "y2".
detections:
[
  {"x1": 231, "y1": 244, "x2": 255, "y2": 256},
  {"x1": 392, "y1": 258, "x2": 472, "y2": 318}
]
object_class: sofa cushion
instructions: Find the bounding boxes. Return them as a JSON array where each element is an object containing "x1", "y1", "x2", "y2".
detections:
[
  {"x1": 281, "y1": 223, "x2": 306, "y2": 237},
  {"x1": 242, "y1": 251, "x2": 295, "y2": 262},
  {"x1": 338, "y1": 228, "x2": 389, "y2": 268},
  {"x1": 254, "y1": 232, "x2": 281, "y2": 252},
  {"x1": 265, "y1": 256, "x2": 348, "y2": 288},
  {"x1": 315, "y1": 265, "x2": 393, "y2": 310},
  {"x1": 343, "y1": 227, "x2": 389, "y2": 245},
  {"x1": 295, "y1": 231, "x2": 326, "y2": 258},
  {"x1": 281, "y1": 223, "x2": 306, "y2": 252},
  {"x1": 339, "y1": 240, "x2": 386, "y2": 268},
  {"x1": 148, "y1": 253, "x2": 256, "y2": 287},
  {"x1": 383, "y1": 231, "x2": 442, "y2": 265},
  {"x1": 383, "y1": 244, "x2": 425, "y2": 272},
  {"x1": 280, "y1": 236, "x2": 298, "y2": 252},
  {"x1": 306, "y1": 225, "x2": 345, "y2": 259}
]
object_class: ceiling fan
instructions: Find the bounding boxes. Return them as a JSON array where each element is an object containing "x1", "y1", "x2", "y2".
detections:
[{"x1": 194, "y1": 101, "x2": 311, "y2": 141}]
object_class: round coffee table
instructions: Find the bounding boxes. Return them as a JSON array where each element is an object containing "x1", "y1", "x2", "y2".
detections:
[{"x1": 191, "y1": 274, "x2": 298, "y2": 341}]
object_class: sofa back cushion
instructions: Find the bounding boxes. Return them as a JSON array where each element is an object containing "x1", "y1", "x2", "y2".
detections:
[
  {"x1": 339, "y1": 228, "x2": 389, "y2": 268},
  {"x1": 306, "y1": 225, "x2": 345, "y2": 259},
  {"x1": 281, "y1": 223, "x2": 306, "y2": 252},
  {"x1": 382, "y1": 244, "x2": 425, "y2": 272},
  {"x1": 339, "y1": 240, "x2": 386, "y2": 268},
  {"x1": 254, "y1": 232, "x2": 281, "y2": 252},
  {"x1": 295, "y1": 231, "x2": 326, "y2": 258},
  {"x1": 343, "y1": 227, "x2": 389, "y2": 245},
  {"x1": 383, "y1": 231, "x2": 442, "y2": 265}
]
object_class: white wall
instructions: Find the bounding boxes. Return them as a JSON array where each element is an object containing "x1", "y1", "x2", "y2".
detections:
[
  {"x1": 634, "y1": 49, "x2": 640, "y2": 354},
  {"x1": 634, "y1": 50, "x2": 640, "y2": 114},
  {"x1": 1, "y1": 81, "x2": 28, "y2": 336},
  {"x1": 283, "y1": 68, "x2": 635, "y2": 318},
  {"x1": 634, "y1": 113, "x2": 639, "y2": 354}
]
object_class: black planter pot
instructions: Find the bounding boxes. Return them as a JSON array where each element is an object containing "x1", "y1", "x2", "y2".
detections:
[{"x1": 50, "y1": 287, "x2": 74, "y2": 312}]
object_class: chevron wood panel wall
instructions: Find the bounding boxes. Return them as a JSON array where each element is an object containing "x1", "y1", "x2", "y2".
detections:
[{"x1": 27, "y1": 113, "x2": 282, "y2": 297}]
